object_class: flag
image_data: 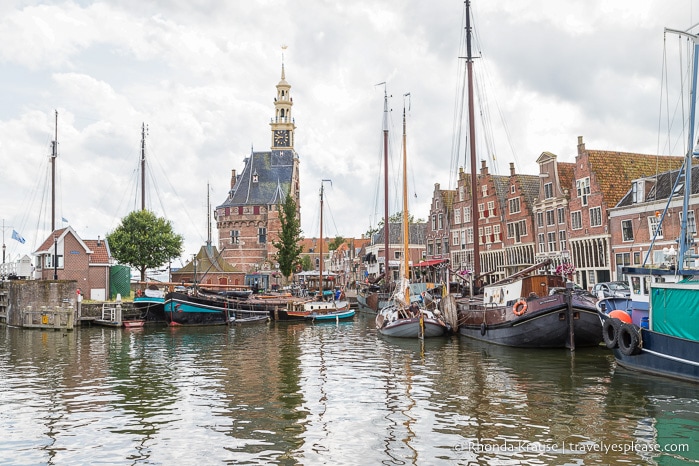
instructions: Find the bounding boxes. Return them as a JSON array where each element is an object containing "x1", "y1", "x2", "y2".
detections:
[
  {"x1": 11, "y1": 230, "x2": 25, "y2": 244},
  {"x1": 62, "y1": 217, "x2": 68, "y2": 223}
]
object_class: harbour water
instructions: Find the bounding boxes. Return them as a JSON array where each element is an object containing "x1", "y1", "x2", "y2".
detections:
[{"x1": 1, "y1": 313, "x2": 697, "y2": 465}]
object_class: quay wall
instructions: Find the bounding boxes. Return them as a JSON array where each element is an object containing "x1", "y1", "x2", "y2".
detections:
[{"x1": 6, "y1": 280, "x2": 77, "y2": 328}]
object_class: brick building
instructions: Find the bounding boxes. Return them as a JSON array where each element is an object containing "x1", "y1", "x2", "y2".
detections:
[
  {"x1": 33, "y1": 226, "x2": 112, "y2": 300},
  {"x1": 215, "y1": 62, "x2": 301, "y2": 274}
]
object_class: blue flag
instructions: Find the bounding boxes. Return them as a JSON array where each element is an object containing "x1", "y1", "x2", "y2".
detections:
[
  {"x1": 11, "y1": 230, "x2": 25, "y2": 244},
  {"x1": 62, "y1": 217, "x2": 68, "y2": 223}
]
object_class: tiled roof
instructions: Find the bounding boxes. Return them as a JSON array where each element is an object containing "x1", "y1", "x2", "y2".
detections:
[
  {"x1": 35, "y1": 228, "x2": 68, "y2": 253},
  {"x1": 83, "y1": 239, "x2": 111, "y2": 264},
  {"x1": 617, "y1": 164, "x2": 699, "y2": 207},
  {"x1": 558, "y1": 161, "x2": 575, "y2": 196},
  {"x1": 587, "y1": 151, "x2": 684, "y2": 207},
  {"x1": 217, "y1": 149, "x2": 296, "y2": 208}
]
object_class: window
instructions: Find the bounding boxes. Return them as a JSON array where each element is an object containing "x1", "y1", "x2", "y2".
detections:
[
  {"x1": 557, "y1": 207, "x2": 565, "y2": 224},
  {"x1": 590, "y1": 207, "x2": 602, "y2": 227},
  {"x1": 487, "y1": 201, "x2": 496, "y2": 217},
  {"x1": 546, "y1": 210, "x2": 555, "y2": 226},
  {"x1": 394, "y1": 251, "x2": 401, "y2": 260},
  {"x1": 478, "y1": 203, "x2": 485, "y2": 219},
  {"x1": 571, "y1": 211, "x2": 582, "y2": 230},
  {"x1": 648, "y1": 216, "x2": 663, "y2": 238},
  {"x1": 680, "y1": 210, "x2": 697, "y2": 235},
  {"x1": 538, "y1": 233, "x2": 545, "y2": 252},
  {"x1": 537, "y1": 212, "x2": 544, "y2": 228},
  {"x1": 559, "y1": 230, "x2": 567, "y2": 252},
  {"x1": 258, "y1": 227, "x2": 267, "y2": 243},
  {"x1": 633, "y1": 251, "x2": 641, "y2": 264},
  {"x1": 485, "y1": 226, "x2": 492, "y2": 244},
  {"x1": 509, "y1": 197, "x2": 521, "y2": 214},
  {"x1": 427, "y1": 241, "x2": 434, "y2": 256},
  {"x1": 459, "y1": 186, "x2": 465, "y2": 201},
  {"x1": 478, "y1": 227, "x2": 484, "y2": 245},
  {"x1": 621, "y1": 220, "x2": 634, "y2": 241},
  {"x1": 576, "y1": 177, "x2": 590, "y2": 206},
  {"x1": 461, "y1": 230, "x2": 466, "y2": 248},
  {"x1": 454, "y1": 208, "x2": 461, "y2": 225},
  {"x1": 632, "y1": 181, "x2": 644, "y2": 203},
  {"x1": 436, "y1": 240, "x2": 442, "y2": 255},
  {"x1": 464, "y1": 207, "x2": 471, "y2": 223},
  {"x1": 493, "y1": 225, "x2": 501, "y2": 242},
  {"x1": 510, "y1": 185, "x2": 515, "y2": 194},
  {"x1": 481, "y1": 185, "x2": 488, "y2": 197},
  {"x1": 438, "y1": 214, "x2": 443, "y2": 229},
  {"x1": 452, "y1": 231, "x2": 459, "y2": 246},
  {"x1": 466, "y1": 227, "x2": 473, "y2": 244},
  {"x1": 435, "y1": 198, "x2": 440, "y2": 209},
  {"x1": 431, "y1": 215, "x2": 436, "y2": 230},
  {"x1": 443, "y1": 238, "x2": 449, "y2": 254},
  {"x1": 507, "y1": 220, "x2": 527, "y2": 243},
  {"x1": 544, "y1": 182, "x2": 553, "y2": 199},
  {"x1": 45, "y1": 254, "x2": 64, "y2": 268},
  {"x1": 547, "y1": 231, "x2": 557, "y2": 252},
  {"x1": 230, "y1": 230, "x2": 240, "y2": 244}
]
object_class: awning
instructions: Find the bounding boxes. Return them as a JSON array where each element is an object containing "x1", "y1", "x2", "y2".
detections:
[{"x1": 415, "y1": 259, "x2": 447, "y2": 267}]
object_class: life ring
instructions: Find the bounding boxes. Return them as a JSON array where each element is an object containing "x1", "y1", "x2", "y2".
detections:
[
  {"x1": 513, "y1": 299, "x2": 527, "y2": 316},
  {"x1": 135, "y1": 289, "x2": 143, "y2": 297},
  {"x1": 602, "y1": 317, "x2": 622, "y2": 349},
  {"x1": 618, "y1": 323, "x2": 641, "y2": 356}
]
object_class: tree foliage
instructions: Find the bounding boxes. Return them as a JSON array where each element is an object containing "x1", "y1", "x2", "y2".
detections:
[
  {"x1": 107, "y1": 210, "x2": 183, "y2": 281},
  {"x1": 364, "y1": 211, "x2": 423, "y2": 238},
  {"x1": 272, "y1": 193, "x2": 303, "y2": 279},
  {"x1": 328, "y1": 235, "x2": 345, "y2": 251},
  {"x1": 300, "y1": 255, "x2": 313, "y2": 271}
]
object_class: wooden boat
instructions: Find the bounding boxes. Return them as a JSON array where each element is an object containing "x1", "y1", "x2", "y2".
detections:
[
  {"x1": 164, "y1": 290, "x2": 229, "y2": 326},
  {"x1": 457, "y1": 261, "x2": 601, "y2": 348},
  {"x1": 133, "y1": 287, "x2": 166, "y2": 323},
  {"x1": 596, "y1": 26, "x2": 699, "y2": 382},
  {"x1": 228, "y1": 309, "x2": 270, "y2": 326},
  {"x1": 375, "y1": 93, "x2": 450, "y2": 338}
]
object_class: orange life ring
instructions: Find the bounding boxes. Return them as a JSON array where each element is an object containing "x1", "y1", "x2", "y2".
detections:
[
  {"x1": 513, "y1": 299, "x2": 527, "y2": 316},
  {"x1": 135, "y1": 289, "x2": 143, "y2": 297}
]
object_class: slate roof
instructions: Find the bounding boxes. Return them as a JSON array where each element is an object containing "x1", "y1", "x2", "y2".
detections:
[
  {"x1": 617, "y1": 164, "x2": 699, "y2": 207},
  {"x1": 218, "y1": 149, "x2": 296, "y2": 208},
  {"x1": 586, "y1": 151, "x2": 684, "y2": 207},
  {"x1": 515, "y1": 174, "x2": 540, "y2": 209},
  {"x1": 372, "y1": 222, "x2": 426, "y2": 245}
]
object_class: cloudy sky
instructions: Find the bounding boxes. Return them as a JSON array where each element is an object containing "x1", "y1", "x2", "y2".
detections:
[{"x1": 1, "y1": 0, "x2": 698, "y2": 267}]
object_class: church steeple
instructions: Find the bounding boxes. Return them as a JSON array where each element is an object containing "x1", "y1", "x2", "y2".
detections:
[{"x1": 271, "y1": 45, "x2": 295, "y2": 150}]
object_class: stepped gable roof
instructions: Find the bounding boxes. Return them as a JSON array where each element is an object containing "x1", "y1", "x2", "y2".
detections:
[
  {"x1": 372, "y1": 222, "x2": 426, "y2": 245},
  {"x1": 177, "y1": 244, "x2": 240, "y2": 274},
  {"x1": 586, "y1": 151, "x2": 684, "y2": 207},
  {"x1": 491, "y1": 174, "x2": 511, "y2": 210},
  {"x1": 439, "y1": 188, "x2": 456, "y2": 212},
  {"x1": 617, "y1": 164, "x2": 699, "y2": 207},
  {"x1": 219, "y1": 149, "x2": 296, "y2": 208}
]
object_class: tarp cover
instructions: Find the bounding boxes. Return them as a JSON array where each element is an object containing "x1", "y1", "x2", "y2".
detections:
[{"x1": 650, "y1": 285, "x2": 699, "y2": 340}]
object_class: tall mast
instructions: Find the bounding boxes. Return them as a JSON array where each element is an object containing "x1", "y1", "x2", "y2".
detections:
[
  {"x1": 141, "y1": 123, "x2": 146, "y2": 211},
  {"x1": 402, "y1": 94, "x2": 411, "y2": 305},
  {"x1": 319, "y1": 180, "x2": 332, "y2": 297},
  {"x1": 207, "y1": 182, "x2": 212, "y2": 247},
  {"x1": 381, "y1": 83, "x2": 390, "y2": 283},
  {"x1": 465, "y1": 0, "x2": 480, "y2": 277},
  {"x1": 51, "y1": 110, "x2": 58, "y2": 232}
]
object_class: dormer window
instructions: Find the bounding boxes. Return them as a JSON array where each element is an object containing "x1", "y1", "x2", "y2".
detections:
[
  {"x1": 632, "y1": 180, "x2": 645, "y2": 203},
  {"x1": 253, "y1": 171, "x2": 259, "y2": 183}
]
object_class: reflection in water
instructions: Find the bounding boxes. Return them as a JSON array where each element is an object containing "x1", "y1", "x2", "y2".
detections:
[{"x1": 1, "y1": 314, "x2": 698, "y2": 464}]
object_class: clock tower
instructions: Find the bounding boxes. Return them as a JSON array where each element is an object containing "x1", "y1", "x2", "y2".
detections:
[{"x1": 271, "y1": 51, "x2": 295, "y2": 150}]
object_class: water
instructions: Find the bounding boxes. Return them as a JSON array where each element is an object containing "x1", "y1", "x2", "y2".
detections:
[{"x1": 1, "y1": 314, "x2": 698, "y2": 465}]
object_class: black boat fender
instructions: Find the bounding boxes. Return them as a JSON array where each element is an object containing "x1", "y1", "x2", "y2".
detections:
[
  {"x1": 602, "y1": 318, "x2": 622, "y2": 349},
  {"x1": 618, "y1": 323, "x2": 641, "y2": 356},
  {"x1": 480, "y1": 322, "x2": 487, "y2": 336}
]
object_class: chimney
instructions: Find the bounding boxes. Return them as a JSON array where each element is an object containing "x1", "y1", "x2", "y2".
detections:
[
  {"x1": 231, "y1": 169, "x2": 237, "y2": 189},
  {"x1": 480, "y1": 159, "x2": 488, "y2": 175},
  {"x1": 97, "y1": 235, "x2": 101, "y2": 247},
  {"x1": 577, "y1": 135, "x2": 585, "y2": 157},
  {"x1": 509, "y1": 162, "x2": 515, "y2": 176}
]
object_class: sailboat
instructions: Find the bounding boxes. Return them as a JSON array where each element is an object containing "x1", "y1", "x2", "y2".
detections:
[
  {"x1": 453, "y1": 1, "x2": 601, "y2": 348},
  {"x1": 598, "y1": 26, "x2": 699, "y2": 382},
  {"x1": 375, "y1": 94, "x2": 450, "y2": 338},
  {"x1": 285, "y1": 180, "x2": 354, "y2": 322}
]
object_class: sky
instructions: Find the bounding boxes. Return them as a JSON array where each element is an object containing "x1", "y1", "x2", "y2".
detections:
[{"x1": 2, "y1": 0, "x2": 699, "y2": 268}]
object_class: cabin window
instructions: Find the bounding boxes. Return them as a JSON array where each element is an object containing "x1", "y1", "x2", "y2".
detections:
[
  {"x1": 571, "y1": 211, "x2": 583, "y2": 230},
  {"x1": 631, "y1": 276, "x2": 641, "y2": 295},
  {"x1": 576, "y1": 177, "x2": 590, "y2": 206},
  {"x1": 544, "y1": 182, "x2": 553, "y2": 199},
  {"x1": 621, "y1": 220, "x2": 634, "y2": 241},
  {"x1": 258, "y1": 227, "x2": 267, "y2": 243}
]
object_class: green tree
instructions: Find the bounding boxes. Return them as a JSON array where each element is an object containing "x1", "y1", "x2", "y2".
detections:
[
  {"x1": 300, "y1": 255, "x2": 313, "y2": 271},
  {"x1": 107, "y1": 210, "x2": 183, "y2": 282},
  {"x1": 272, "y1": 193, "x2": 303, "y2": 279},
  {"x1": 328, "y1": 235, "x2": 345, "y2": 251}
]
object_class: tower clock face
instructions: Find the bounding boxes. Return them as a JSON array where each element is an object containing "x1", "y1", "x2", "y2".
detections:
[{"x1": 274, "y1": 130, "x2": 290, "y2": 147}]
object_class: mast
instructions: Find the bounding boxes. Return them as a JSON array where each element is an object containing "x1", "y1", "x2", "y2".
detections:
[
  {"x1": 319, "y1": 180, "x2": 332, "y2": 297},
  {"x1": 380, "y1": 84, "x2": 390, "y2": 284},
  {"x1": 141, "y1": 123, "x2": 146, "y2": 211},
  {"x1": 207, "y1": 182, "x2": 212, "y2": 248},
  {"x1": 465, "y1": 0, "x2": 480, "y2": 278},
  {"x1": 51, "y1": 110, "x2": 58, "y2": 232},
  {"x1": 402, "y1": 94, "x2": 411, "y2": 305}
]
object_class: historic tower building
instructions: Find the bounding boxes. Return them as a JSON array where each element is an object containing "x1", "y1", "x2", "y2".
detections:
[{"x1": 215, "y1": 60, "x2": 301, "y2": 275}]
